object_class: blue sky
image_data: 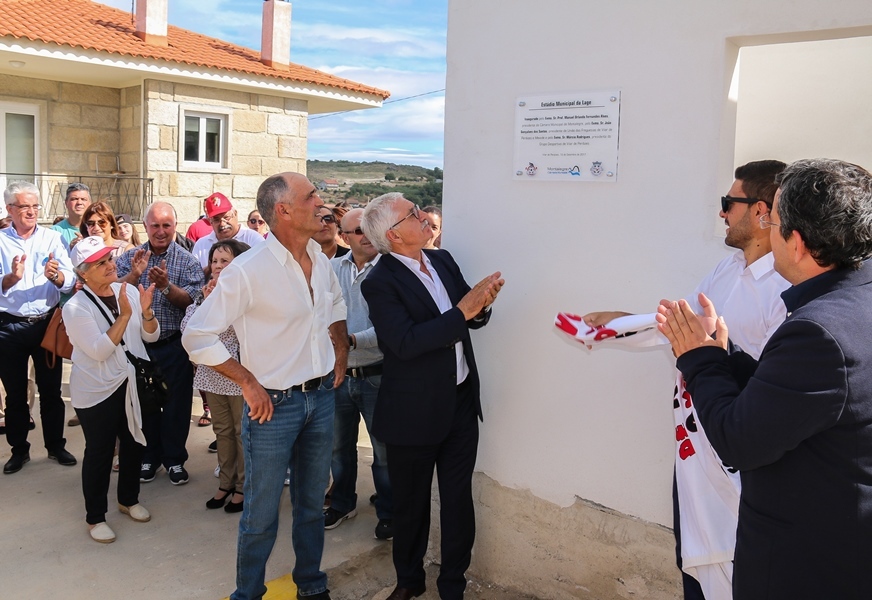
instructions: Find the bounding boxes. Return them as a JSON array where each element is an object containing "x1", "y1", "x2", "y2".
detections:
[{"x1": 98, "y1": 0, "x2": 447, "y2": 168}]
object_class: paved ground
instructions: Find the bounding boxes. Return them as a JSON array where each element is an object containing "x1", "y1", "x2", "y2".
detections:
[{"x1": 0, "y1": 386, "x2": 537, "y2": 600}]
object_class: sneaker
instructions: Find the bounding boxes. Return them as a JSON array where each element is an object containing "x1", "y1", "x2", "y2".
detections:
[
  {"x1": 208, "y1": 440, "x2": 218, "y2": 453},
  {"x1": 374, "y1": 518, "x2": 394, "y2": 541},
  {"x1": 140, "y1": 462, "x2": 159, "y2": 482},
  {"x1": 285, "y1": 468, "x2": 291, "y2": 486},
  {"x1": 214, "y1": 464, "x2": 220, "y2": 478},
  {"x1": 323, "y1": 507, "x2": 357, "y2": 530},
  {"x1": 167, "y1": 464, "x2": 189, "y2": 485}
]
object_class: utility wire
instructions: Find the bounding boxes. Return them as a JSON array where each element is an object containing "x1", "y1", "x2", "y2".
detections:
[{"x1": 308, "y1": 88, "x2": 446, "y2": 121}]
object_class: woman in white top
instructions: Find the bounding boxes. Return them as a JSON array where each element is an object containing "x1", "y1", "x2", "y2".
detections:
[{"x1": 63, "y1": 236, "x2": 159, "y2": 543}]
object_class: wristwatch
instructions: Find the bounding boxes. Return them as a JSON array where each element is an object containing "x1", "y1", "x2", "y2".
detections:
[
  {"x1": 48, "y1": 272, "x2": 59, "y2": 282},
  {"x1": 160, "y1": 284, "x2": 171, "y2": 296}
]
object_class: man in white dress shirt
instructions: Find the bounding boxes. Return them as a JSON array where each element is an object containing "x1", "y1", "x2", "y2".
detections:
[
  {"x1": 582, "y1": 160, "x2": 789, "y2": 600},
  {"x1": 182, "y1": 173, "x2": 348, "y2": 600},
  {"x1": 191, "y1": 192, "x2": 264, "y2": 269}
]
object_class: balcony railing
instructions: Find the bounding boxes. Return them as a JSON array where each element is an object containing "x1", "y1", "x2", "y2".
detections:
[{"x1": 1, "y1": 173, "x2": 154, "y2": 222}]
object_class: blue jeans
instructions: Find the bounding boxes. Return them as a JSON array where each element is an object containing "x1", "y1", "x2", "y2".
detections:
[
  {"x1": 331, "y1": 374, "x2": 393, "y2": 519},
  {"x1": 232, "y1": 378, "x2": 334, "y2": 600}
]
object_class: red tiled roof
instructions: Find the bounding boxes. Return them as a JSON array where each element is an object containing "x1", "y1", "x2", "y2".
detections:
[{"x1": 0, "y1": 0, "x2": 390, "y2": 99}]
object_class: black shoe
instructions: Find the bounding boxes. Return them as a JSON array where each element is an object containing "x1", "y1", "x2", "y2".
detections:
[
  {"x1": 297, "y1": 590, "x2": 330, "y2": 600},
  {"x1": 167, "y1": 464, "x2": 189, "y2": 485},
  {"x1": 3, "y1": 453, "x2": 30, "y2": 474},
  {"x1": 206, "y1": 488, "x2": 232, "y2": 509},
  {"x1": 224, "y1": 492, "x2": 244, "y2": 513},
  {"x1": 208, "y1": 440, "x2": 218, "y2": 453},
  {"x1": 370, "y1": 493, "x2": 378, "y2": 505},
  {"x1": 28, "y1": 417, "x2": 36, "y2": 430},
  {"x1": 323, "y1": 507, "x2": 357, "y2": 530},
  {"x1": 375, "y1": 518, "x2": 393, "y2": 541},
  {"x1": 140, "y1": 462, "x2": 160, "y2": 483},
  {"x1": 48, "y1": 448, "x2": 77, "y2": 466},
  {"x1": 385, "y1": 585, "x2": 426, "y2": 600}
]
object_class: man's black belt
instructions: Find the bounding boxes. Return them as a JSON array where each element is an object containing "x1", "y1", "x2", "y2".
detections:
[
  {"x1": 346, "y1": 363, "x2": 383, "y2": 378},
  {"x1": 145, "y1": 330, "x2": 182, "y2": 348},
  {"x1": 0, "y1": 310, "x2": 53, "y2": 325},
  {"x1": 291, "y1": 375, "x2": 328, "y2": 393}
]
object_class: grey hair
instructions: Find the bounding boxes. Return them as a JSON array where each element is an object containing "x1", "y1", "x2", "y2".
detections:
[
  {"x1": 65, "y1": 182, "x2": 91, "y2": 201},
  {"x1": 144, "y1": 201, "x2": 177, "y2": 225},
  {"x1": 4, "y1": 181, "x2": 39, "y2": 206},
  {"x1": 776, "y1": 158, "x2": 872, "y2": 270},
  {"x1": 362, "y1": 193, "x2": 406, "y2": 254},
  {"x1": 256, "y1": 174, "x2": 289, "y2": 228}
]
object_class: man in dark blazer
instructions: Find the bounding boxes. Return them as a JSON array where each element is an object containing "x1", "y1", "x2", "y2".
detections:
[
  {"x1": 657, "y1": 159, "x2": 872, "y2": 599},
  {"x1": 360, "y1": 193, "x2": 504, "y2": 600}
]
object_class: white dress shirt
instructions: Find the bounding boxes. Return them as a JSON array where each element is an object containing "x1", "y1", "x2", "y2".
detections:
[
  {"x1": 182, "y1": 236, "x2": 347, "y2": 390},
  {"x1": 191, "y1": 227, "x2": 265, "y2": 267},
  {"x1": 390, "y1": 251, "x2": 469, "y2": 384},
  {"x1": 0, "y1": 225, "x2": 75, "y2": 315}
]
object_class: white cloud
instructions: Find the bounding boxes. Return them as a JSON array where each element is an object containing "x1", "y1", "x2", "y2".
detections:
[{"x1": 294, "y1": 24, "x2": 445, "y2": 60}]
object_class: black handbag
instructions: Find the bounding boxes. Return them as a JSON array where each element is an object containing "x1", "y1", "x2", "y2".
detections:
[{"x1": 83, "y1": 290, "x2": 169, "y2": 416}]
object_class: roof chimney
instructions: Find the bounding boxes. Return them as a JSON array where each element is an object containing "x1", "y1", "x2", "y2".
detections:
[
  {"x1": 135, "y1": 0, "x2": 169, "y2": 47},
  {"x1": 261, "y1": 0, "x2": 292, "y2": 70}
]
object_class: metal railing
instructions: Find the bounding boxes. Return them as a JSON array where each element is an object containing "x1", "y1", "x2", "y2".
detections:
[{"x1": 1, "y1": 173, "x2": 154, "y2": 221}]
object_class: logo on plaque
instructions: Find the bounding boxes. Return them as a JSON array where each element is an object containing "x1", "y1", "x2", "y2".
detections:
[
  {"x1": 525, "y1": 162, "x2": 538, "y2": 176},
  {"x1": 569, "y1": 166, "x2": 581, "y2": 177},
  {"x1": 590, "y1": 161, "x2": 604, "y2": 177}
]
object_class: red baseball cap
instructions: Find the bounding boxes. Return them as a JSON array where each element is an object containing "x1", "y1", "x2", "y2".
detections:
[
  {"x1": 204, "y1": 192, "x2": 233, "y2": 218},
  {"x1": 71, "y1": 236, "x2": 113, "y2": 268}
]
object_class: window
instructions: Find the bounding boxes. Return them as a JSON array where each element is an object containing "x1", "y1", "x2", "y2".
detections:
[
  {"x1": 0, "y1": 102, "x2": 39, "y2": 185},
  {"x1": 178, "y1": 107, "x2": 231, "y2": 171}
]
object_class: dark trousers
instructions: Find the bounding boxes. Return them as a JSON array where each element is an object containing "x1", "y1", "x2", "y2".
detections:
[
  {"x1": 386, "y1": 380, "x2": 478, "y2": 600},
  {"x1": 0, "y1": 315, "x2": 66, "y2": 456},
  {"x1": 144, "y1": 336, "x2": 193, "y2": 468},
  {"x1": 76, "y1": 381, "x2": 144, "y2": 524}
]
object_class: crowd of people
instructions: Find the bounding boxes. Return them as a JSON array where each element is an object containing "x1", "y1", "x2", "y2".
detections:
[{"x1": 1, "y1": 176, "x2": 494, "y2": 600}]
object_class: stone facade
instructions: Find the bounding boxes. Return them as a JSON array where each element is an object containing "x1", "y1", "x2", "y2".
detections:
[{"x1": 0, "y1": 73, "x2": 308, "y2": 228}]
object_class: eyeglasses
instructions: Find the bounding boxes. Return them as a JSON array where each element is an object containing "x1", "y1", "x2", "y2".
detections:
[
  {"x1": 210, "y1": 212, "x2": 235, "y2": 224},
  {"x1": 720, "y1": 195, "x2": 759, "y2": 213},
  {"x1": 342, "y1": 227, "x2": 364, "y2": 236},
  {"x1": 10, "y1": 203, "x2": 41, "y2": 213},
  {"x1": 248, "y1": 218, "x2": 265, "y2": 226},
  {"x1": 86, "y1": 219, "x2": 108, "y2": 228},
  {"x1": 319, "y1": 214, "x2": 337, "y2": 225},
  {"x1": 758, "y1": 215, "x2": 781, "y2": 229},
  {"x1": 390, "y1": 204, "x2": 420, "y2": 229}
]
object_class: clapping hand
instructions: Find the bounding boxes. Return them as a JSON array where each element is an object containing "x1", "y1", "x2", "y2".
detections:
[
  {"x1": 202, "y1": 278, "x2": 217, "y2": 299},
  {"x1": 655, "y1": 293, "x2": 728, "y2": 358},
  {"x1": 148, "y1": 259, "x2": 169, "y2": 290},
  {"x1": 130, "y1": 248, "x2": 151, "y2": 279},
  {"x1": 138, "y1": 282, "x2": 156, "y2": 313},
  {"x1": 43, "y1": 252, "x2": 60, "y2": 282},
  {"x1": 117, "y1": 282, "x2": 133, "y2": 318}
]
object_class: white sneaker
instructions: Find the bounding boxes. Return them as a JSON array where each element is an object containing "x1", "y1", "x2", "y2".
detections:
[
  {"x1": 89, "y1": 522, "x2": 116, "y2": 543},
  {"x1": 118, "y1": 503, "x2": 151, "y2": 522},
  {"x1": 284, "y1": 467, "x2": 290, "y2": 486},
  {"x1": 214, "y1": 464, "x2": 220, "y2": 478}
]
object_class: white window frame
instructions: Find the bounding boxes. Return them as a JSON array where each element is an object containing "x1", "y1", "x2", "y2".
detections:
[
  {"x1": 0, "y1": 101, "x2": 40, "y2": 184},
  {"x1": 177, "y1": 105, "x2": 232, "y2": 173}
]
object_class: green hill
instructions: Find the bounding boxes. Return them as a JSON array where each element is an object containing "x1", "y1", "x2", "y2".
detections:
[{"x1": 307, "y1": 160, "x2": 441, "y2": 182}]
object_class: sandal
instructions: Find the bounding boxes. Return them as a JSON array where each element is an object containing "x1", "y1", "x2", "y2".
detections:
[
  {"x1": 197, "y1": 409, "x2": 212, "y2": 427},
  {"x1": 206, "y1": 488, "x2": 232, "y2": 509}
]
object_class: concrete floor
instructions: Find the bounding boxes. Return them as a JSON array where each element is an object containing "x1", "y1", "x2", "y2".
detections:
[{"x1": 0, "y1": 392, "x2": 384, "y2": 600}]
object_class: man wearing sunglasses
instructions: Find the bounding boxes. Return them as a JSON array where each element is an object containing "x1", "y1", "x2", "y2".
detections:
[
  {"x1": 360, "y1": 193, "x2": 504, "y2": 600},
  {"x1": 313, "y1": 206, "x2": 349, "y2": 259},
  {"x1": 581, "y1": 160, "x2": 789, "y2": 600},
  {"x1": 0, "y1": 181, "x2": 78, "y2": 474},
  {"x1": 191, "y1": 192, "x2": 264, "y2": 269}
]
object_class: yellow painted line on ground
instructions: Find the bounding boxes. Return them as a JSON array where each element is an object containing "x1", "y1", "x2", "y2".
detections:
[{"x1": 221, "y1": 573, "x2": 297, "y2": 600}]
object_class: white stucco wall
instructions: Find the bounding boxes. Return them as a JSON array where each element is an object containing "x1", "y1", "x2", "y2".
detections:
[{"x1": 444, "y1": 1, "x2": 872, "y2": 526}]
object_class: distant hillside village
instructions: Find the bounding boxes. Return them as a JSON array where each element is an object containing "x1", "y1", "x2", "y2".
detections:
[{"x1": 308, "y1": 160, "x2": 443, "y2": 207}]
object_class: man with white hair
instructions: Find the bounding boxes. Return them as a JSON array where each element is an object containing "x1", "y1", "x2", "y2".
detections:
[
  {"x1": 0, "y1": 181, "x2": 77, "y2": 474},
  {"x1": 360, "y1": 192, "x2": 504, "y2": 600},
  {"x1": 191, "y1": 192, "x2": 264, "y2": 269}
]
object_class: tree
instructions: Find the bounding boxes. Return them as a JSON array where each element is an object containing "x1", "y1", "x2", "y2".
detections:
[{"x1": 384, "y1": 172, "x2": 396, "y2": 181}]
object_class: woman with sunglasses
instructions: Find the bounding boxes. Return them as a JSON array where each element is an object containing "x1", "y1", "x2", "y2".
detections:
[
  {"x1": 79, "y1": 202, "x2": 134, "y2": 258},
  {"x1": 246, "y1": 210, "x2": 269, "y2": 237}
]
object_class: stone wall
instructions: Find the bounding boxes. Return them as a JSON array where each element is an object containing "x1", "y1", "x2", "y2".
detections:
[{"x1": 142, "y1": 79, "x2": 308, "y2": 226}]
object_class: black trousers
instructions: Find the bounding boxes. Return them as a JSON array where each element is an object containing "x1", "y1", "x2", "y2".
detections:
[
  {"x1": 0, "y1": 315, "x2": 66, "y2": 456},
  {"x1": 76, "y1": 381, "x2": 144, "y2": 525},
  {"x1": 386, "y1": 379, "x2": 479, "y2": 600}
]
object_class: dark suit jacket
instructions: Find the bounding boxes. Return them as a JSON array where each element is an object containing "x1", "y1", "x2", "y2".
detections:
[
  {"x1": 677, "y1": 262, "x2": 872, "y2": 600},
  {"x1": 360, "y1": 249, "x2": 490, "y2": 446}
]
